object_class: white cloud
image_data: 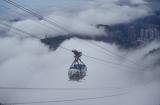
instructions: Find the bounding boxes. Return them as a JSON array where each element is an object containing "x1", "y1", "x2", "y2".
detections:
[
  {"x1": 5, "y1": 0, "x2": 151, "y2": 38},
  {"x1": 0, "y1": 37, "x2": 160, "y2": 105},
  {"x1": 78, "y1": 4, "x2": 150, "y2": 25},
  {"x1": 0, "y1": 0, "x2": 159, "y2": 104}
]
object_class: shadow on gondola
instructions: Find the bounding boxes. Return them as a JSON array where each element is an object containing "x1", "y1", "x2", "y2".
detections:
[{"x1": 68, "y1": 50, "x2": 87, "y2": 81}]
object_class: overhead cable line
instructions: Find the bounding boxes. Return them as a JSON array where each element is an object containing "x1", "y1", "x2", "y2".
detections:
[
  {"x1": 3, "y1": 92, "x2": 128, "y2": 105},
  {"x1": 0, "y1": 3, "x2": 65, "y2": 35},
  {"x1": 0, "y1": 22, "x2": 131, "y2": 105},
  {"x1": 1, "y1": 0, "x2": 146, "y2": 72},
  {"x1": 0, "y1": 86, "x2": 129, "y2": 91},
  {"x1": 2, "y1": 0, "x2": 70, "y2": 34},
  {"x1": 0, "y1": 20, "x2": 144, "y2": 73},
  {"x1": 7, "y1": 0, "x2": 147, "y2": 70},
  {"x1": 88, "y1": 41, "x2": 149, "y2": 70},
  {"x1": 0, "y1": 21, "x2": 41, "y2": 39},
  {"x1": 2, "y1": 0, "x2": 143, "y2": 65},
  {"x1": 59, "y1": 46, "x2": 143, "y2": 72},
  {"x1": 0, "y1": 3, "x2": 29, "y2": 18}
]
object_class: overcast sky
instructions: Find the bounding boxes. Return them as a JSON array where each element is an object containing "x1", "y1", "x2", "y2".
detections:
[{"x1": 0, "y1": 0, "x2": 156, "y2": 37}]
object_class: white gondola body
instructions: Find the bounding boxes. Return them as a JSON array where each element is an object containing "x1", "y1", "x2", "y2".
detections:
[{"x1": 68, "y1": 64, "x2": 87, "y2": 81}]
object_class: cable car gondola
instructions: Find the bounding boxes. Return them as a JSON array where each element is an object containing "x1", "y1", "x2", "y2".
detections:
[{"x1": 68, "y1": 50, "x2": 87, "y2": 81}]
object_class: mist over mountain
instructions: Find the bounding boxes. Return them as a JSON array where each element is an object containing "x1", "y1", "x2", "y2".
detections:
[{"x1": 41, "y1": 11, "x2": 160, "y2": 49}]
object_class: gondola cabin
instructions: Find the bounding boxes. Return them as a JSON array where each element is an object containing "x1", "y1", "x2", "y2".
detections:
[{"x1": 68, "y1": 50, "x2": 87, "y2": 81}]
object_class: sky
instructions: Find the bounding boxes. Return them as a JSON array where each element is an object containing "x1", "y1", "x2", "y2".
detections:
[
  {"x1": 0, "y1": 0, "x2": 155, "y2": 37},
  {"x1": 0, "y1": 0, "x2": 160, "y2": 105}
]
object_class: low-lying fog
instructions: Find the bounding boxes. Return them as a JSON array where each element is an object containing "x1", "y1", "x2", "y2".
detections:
[{"x1": 0, "y1": 36, "x2": 159, "y2": 105}]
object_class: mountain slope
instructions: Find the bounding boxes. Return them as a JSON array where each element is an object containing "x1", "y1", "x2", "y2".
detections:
[{"x1": 41, "y1": 12, "x2": 160, "y2": 49}]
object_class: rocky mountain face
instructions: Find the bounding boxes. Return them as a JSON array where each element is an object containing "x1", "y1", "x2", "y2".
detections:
[
  {"x1": 41, "y1": 11, "x2": 160, "y2": 49},
  {"x1": 145, "y1": 47, "x2": 160, "y2": 66},
  {"x1": 98, "y1": 14, "x2": 160, "y2": 48}
]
